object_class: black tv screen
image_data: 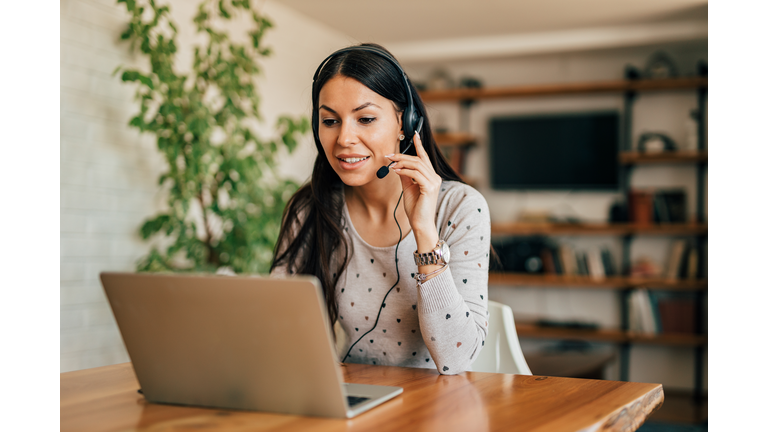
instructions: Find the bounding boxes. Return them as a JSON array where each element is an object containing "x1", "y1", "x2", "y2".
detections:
[{"x1": 489, "y1": 111, "x2": 619, "y2": 190}]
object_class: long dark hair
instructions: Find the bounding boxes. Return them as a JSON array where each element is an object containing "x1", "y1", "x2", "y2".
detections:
[{"x1": 270, "y1": 43, "x2": 464, "y2": 327}]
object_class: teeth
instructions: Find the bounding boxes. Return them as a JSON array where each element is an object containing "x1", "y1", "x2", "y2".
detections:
[{"x1": 341, "y1": 157, "x2": 369, "y2": 163}]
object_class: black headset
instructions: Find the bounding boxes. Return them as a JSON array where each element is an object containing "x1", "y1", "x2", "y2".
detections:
[{"x1": 311, "y1": 45, "x2": 424, "y2": 179}]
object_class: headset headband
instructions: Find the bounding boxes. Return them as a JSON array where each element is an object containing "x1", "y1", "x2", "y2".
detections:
[
  {"x1": 311, "y1": 45, "x2": 422, "y2": 156},
  {"x1": 312, "y1": 46, "x2": 415, "y2": 107}
]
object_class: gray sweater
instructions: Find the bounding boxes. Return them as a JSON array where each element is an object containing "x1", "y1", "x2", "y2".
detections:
[{"x1": 274, "y1": 180, "x2": 490, "y2": 375}]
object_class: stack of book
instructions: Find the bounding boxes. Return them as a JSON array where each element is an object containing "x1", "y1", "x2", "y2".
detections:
[
  {"x1": 541, "y1": 245, "x2": 617, "y2": 280},
  {"x1": 628, "y1": 289, "x2": 697, "y2": 335},
  {"x1": 628, "y1": 189, "x2": 687, "y2": 224},
  {"x1": 666, "y1": 240, "x2": 699, "y2": 280}
]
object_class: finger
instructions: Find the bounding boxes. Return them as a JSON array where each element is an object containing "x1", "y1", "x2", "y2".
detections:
[
  {"x1": 387, "y1": 151, "x2": 441, "y2": 191},
  {"x1": 412, "y1": 130, "x2": 429, "y2": 160},
  {"x1": 388, "y1": 156, "x2": 431, "y2": 179},
  {"x1": 394, "y1": 167, "x2": 431, "y2": 190}
]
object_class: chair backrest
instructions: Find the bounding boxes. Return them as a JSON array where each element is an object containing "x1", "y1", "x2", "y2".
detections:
[{"x1": 472, "y1": 300, "x2": 532, "y2": 375}]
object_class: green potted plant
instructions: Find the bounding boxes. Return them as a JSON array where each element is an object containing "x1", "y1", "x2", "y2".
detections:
[{"x1": 115, "y1": 0, "x2": 308, "y2": 274}]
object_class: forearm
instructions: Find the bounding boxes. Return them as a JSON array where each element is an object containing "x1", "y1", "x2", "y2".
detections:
[{"x1": 417, "y1": 267, "x2": 488, "y2": 375}]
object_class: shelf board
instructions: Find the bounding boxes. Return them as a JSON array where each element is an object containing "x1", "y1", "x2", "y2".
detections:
[
  {"x1": 491, "y1": 222, "x2": 707, "y2": 236},
  {"x1": 515, "y1": 323, "x2": 707, "y2": 347},
  {"x1": 620, "y1": 150, "x2": 708, "y2": 165},
  {"x1": 489, "y1": 273, "x2": 707, "y2": 291},
  {"x1": 434, "y1": 132, "x2": 476, "y2": 148},
  {"x1": 516, "y1": 323, "x2": 627, "y2": 343},
  {"x1": 419, "y1": 77, "x2": 707, "y2": 102},
  {"x1": 629, "y1": 332, "x2": 709, "y2": 347}
]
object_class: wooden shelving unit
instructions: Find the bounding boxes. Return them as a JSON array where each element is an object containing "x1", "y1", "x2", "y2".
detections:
[
  {"x1": 620, "y1": 150, "x2": 708, "y2": 165},
  {"x1": 488, "y1": 272, "x2": 707, "y2": 291},
  {"x1": 423, "y1": 73, "x2": 708, "y2": 399},
  {"x1": 515, "y1": 323, "x2": 707, "y2": 347},
  {"x1": 419, "y1": 77, "x2": 707, "y2": 102}
]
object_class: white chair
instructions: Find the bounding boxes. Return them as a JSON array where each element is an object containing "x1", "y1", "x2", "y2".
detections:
[{"x1": 472, "y1": 300, "x2": 532, "y2": 375}]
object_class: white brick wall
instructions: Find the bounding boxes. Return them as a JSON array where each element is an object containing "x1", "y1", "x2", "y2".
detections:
[
  {"x1": 61, "y1": 0, "x2": 156, "y2": 373},
  {"x1": 60, "y1": 0, "x2": 348, "y2": 372}
]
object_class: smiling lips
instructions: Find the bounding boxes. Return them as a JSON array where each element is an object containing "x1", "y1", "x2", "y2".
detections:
[{"x1": 337, "y1": 155, "x2": 370, "y2": 170}]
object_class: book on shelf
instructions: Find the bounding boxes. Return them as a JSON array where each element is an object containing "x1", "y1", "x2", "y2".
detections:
[
  {"x1": 632, "y1": 188, "x2": 689, "y2": 225},
  {"x1": 655, "y1": 293, "x2": 697, "y2": 334},
  {"x1": 666, "y1": 240, "x2": 687, "y2": 280},
  {"x1": 541, "y1": 247, "x2": 556, "y2": 274},
  {"x1": 587, "y1": 249, "x2": 605, "y2": 280},
  {"x1": 647, "y1": 291, "x2": 663, "y2": 334},
  {"x1": 653, "y1": 193, "x2": 670, "y2": 223},
  {"x1": 629, "y1": 291, "x2": 698, "y2": 335},
  {"x1": 687, "y1": 249, "x2": 699, "y2": 279},
  {"x1": 628, "y1": 290, "x2": 646, "y2": 333},
  {"x1": 629, "y1": 190, "x2": 655, "y2": 225},
  {"x1": 628, "y1": 289, "x2": 659, "y2": 335},
  {"x1": 576, "y1": 251, "x2": 589, "y2": 276},
  {"x1": 655, "y1": 190, "x2": 687, "y2": 223},
  {"x1": 601, "y1": 248, "x2": 617, "y2": 276},
  {"x1": 677, "y1": 242, "x2": 691, "y2": 278},
  {"x1": 536, "y1": 244, "x2": 619, "y2": 279},
  {"x1": 559, "y1": 244, "x2": 577, "y2": 275},
  {"x1": 551, "y1": 247, "x2": 564, "y2": 274}
]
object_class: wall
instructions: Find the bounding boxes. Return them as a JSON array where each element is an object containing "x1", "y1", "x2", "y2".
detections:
[
  {"x1": 401, "y1": 41, "x2": 708, "y2": 391},
  {"x1": 60, "y1": 0, "x2": 349, "y2": 372}
]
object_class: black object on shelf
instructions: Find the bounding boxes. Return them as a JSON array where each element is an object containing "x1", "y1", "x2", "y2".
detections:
[
  {"x1": 644, "y1": 51, "x2": 679, "y2": 79},
  {"x1": 459, "y1": 76, "x2": 483, "y2": 89},
  {"x1": 625, "y1": 64, "x2": 641, "y2": 80},
  {"x1": 609, "y1": 200, "x2": 629, "y2": 223},
  {"x1": 697, "y1": 60, "x2": 708, "y2": 77},
  {"x1": 637, "y1": 132, "x2": 677, "y2": 153},
  {"x1": 491, "y1": 236, "x2": 551, "y2": 273}
]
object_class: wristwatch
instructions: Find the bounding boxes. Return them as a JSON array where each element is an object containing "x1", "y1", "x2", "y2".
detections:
[{"x1": 413, "y1": 240, "x2": 451, "y2": 266}]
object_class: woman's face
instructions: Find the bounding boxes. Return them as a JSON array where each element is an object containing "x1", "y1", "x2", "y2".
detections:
[{"x1": 317, "y1": 75, "x2": 402, "y2": 187}]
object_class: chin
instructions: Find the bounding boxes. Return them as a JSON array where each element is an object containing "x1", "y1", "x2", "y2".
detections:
[{"x1": 337, "y1": 172, "x2": 376, "y2": 187}]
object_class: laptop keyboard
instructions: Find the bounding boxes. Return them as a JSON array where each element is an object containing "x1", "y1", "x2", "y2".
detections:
[{"x1": 347, "y1": 396, "x2": 371, "y2": 407}]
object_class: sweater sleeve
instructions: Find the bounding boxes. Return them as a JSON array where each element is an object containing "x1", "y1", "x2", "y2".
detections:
[{"x1": 416, "y1": 185, "x2": 490, "y2": 375}]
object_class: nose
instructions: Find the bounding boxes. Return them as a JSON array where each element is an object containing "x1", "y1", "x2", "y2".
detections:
[{"x1": 337, "y1": 120, "x2": 357, "y2": 147}]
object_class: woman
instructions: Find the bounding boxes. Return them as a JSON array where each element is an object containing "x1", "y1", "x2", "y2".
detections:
[{"x1": 271, "y1": 43, "x2": 490, "y2": 375}]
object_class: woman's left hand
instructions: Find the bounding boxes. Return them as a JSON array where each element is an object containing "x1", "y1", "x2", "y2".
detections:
[{"x1": 386, "y1": 132, "x2": 442, "y2": 235}]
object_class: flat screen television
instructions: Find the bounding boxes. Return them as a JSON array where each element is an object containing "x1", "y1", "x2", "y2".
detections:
[{"x1": 489, "y1": 111, "x2": 619, "y2": 190}]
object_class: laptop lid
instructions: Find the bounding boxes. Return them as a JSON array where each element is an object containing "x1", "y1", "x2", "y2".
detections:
[{"x1": 101, "y1": 272, "x2": 355, "y2": 417}]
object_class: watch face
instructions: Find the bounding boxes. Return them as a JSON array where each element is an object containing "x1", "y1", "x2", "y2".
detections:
[{"x1": 440, "y1": 242, "x2": 451, "y2": 263}]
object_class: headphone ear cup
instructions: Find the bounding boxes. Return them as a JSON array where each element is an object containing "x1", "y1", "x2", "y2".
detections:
[{"x1": 401, "y1": 107, "x2": 418, "y2": 147}]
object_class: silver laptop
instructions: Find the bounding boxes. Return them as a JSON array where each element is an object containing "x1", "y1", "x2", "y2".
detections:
[{"x1": 100, "y1": 272, "x2": 402, "y2": 418}]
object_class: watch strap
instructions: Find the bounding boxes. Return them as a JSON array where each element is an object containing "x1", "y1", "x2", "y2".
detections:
[{"x1": 413, "y1": 240, "x2": 446, "y2": 266}]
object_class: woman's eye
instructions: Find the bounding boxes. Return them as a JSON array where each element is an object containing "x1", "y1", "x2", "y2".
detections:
[
  {"x1": 321, "y1": 119, "x2": 338, "y2": 127},
  {"x1": 359, "y1": 117, "x2": 376, "y2": 125}
]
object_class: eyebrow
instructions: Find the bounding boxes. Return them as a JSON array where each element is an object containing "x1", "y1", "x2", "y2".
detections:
[{"x1": 319, "y1": 102, "x2": 381, "y2": 114}]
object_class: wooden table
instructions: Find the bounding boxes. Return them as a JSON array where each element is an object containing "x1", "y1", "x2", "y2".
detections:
[{"x1": 61, "y1": 363, "x2": 663, "y2": 432}]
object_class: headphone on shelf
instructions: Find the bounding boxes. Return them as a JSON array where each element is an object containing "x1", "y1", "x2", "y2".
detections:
[{"x1": 311, "y1": 45, "x2": 424, "y2": 179}]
